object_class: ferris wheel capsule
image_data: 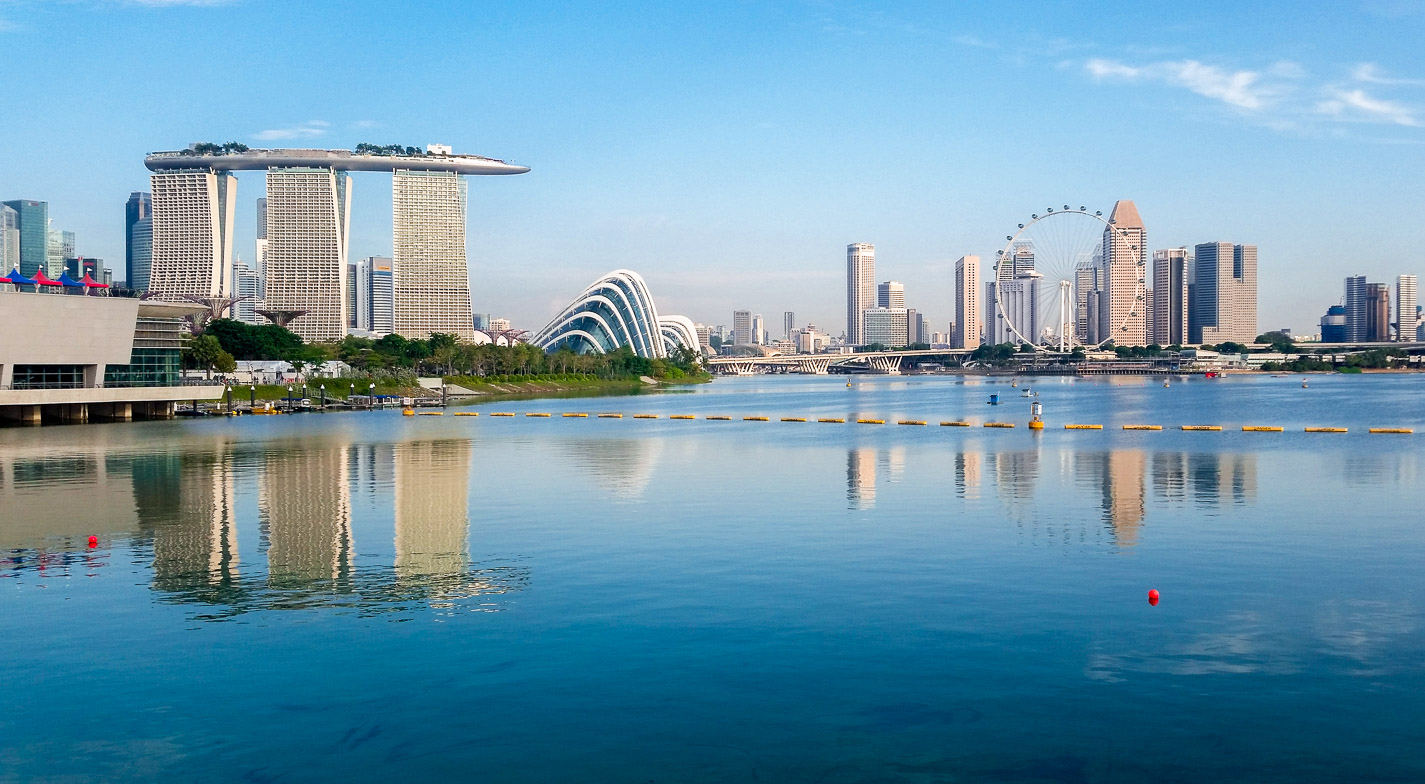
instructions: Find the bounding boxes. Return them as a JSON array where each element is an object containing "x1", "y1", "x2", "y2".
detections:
[{"x1": 1063, "y1": 204, "x2": 1070, "y2": 211}]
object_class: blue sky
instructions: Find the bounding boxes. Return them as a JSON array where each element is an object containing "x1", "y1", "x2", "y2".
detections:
[{"x1": 2, "y1": 0, "x2": 1424, "y2": 335}]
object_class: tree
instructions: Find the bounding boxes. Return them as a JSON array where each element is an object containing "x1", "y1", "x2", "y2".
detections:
[
  {"x1": 183, "y1": 334, "x2": 225, "y2": 380},
  {"x1": 709, "y1": 334, "x2": 723, "y2": 350}
]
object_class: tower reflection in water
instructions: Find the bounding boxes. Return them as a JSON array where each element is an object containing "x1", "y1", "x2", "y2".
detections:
[{"x1": 0, "y1": 436, "x2": 527, "y2": 619}]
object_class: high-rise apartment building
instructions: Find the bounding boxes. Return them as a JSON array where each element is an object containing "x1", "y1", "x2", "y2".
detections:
[
  {"x1": 1151, "y1": 248, "x2": 1189, "y2": 346},
  {"x1": 254, "y1": 197, "x2": 268, "y2": 299},
  {"x1": 233, "y1": 263, "x2": 261, "y2": 324},
  {"x1": 263, "y1": 167, "x2": 351, "y2": 342},
  {"x1": 392, "y1": 170, "x2": 475, "y2": 340},
  {"x1": 1396, "y1": 275, "x2": 1417, "y2": 341},
  {"x1": 846, "y1": 243, "x2": 876, "y2": 345},
  {"x1": 148, "y1": 169, "x2": 237, "y2": 299},
  {"x1": 1344, "y1": 276, "x2": 1368, "y2": 342},
  {"x1": 1365, "y1": 282, "x2": 1390, "y2": 342},
  {"x1": 1075, "y1": 263, "x2": 1101, "y2": 344},
  {"x1": 1101, "y1": 200, "x2": 1147, "y2": 345},
  {"x1": 862, "y1": 307, "x2": 909, "y2": 348},
  {"x1": 0, "y1": 205, "x2": 18, "y2": 274},
  {"x1": 751, "y1": 313, "x2": 766, "y2": 345},
  {"x1": 367, "y1": 256, "x2": 394, "y2": 335},
  {"x1": 877, "y1": 280, "x2": 905, "y2": 309},
  {"x1": 733, "y1": 310, "x2": 752, "y2": 346},
  {"x1": 124, "y1": 192, "x2": 152, "y2": 290},
  {"x1": 1191, "y1": 242, "x2": 1258, "y2": 344},
  {"x1": 783, "y1": 311, "x2": 795, "y2": 339},
  {"x1": 1, "y1": 200, "x2": 48, "y2": 278},
  {"x1": 953, "y1": 255, "x2": 980, "y2": 349}
]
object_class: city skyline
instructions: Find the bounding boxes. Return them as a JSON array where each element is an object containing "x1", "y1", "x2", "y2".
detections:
[{"x1": 2, "y1": 2, "x2": 1425, "y2": 332}]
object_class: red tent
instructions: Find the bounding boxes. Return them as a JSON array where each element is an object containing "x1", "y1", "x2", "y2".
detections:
[
  {"x1": 31, "y1": 269, "x2": 63, "y2": 287},
  {"x1": 81, "y1": 273, "x2": 109, "y2": 288}
]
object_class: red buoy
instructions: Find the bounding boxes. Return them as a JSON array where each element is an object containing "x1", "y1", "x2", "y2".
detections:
[
  {"x1": 1148, "y1": 589, "x2": 1160, "y2": 606},
  {"x1": 87, "y1": 535, "x2": 98, "y2": 548}
]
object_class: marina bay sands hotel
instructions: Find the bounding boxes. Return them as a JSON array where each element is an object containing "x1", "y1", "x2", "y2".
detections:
[{"x1": 143, "y1": 145, "x2": 529, "y2": 342}]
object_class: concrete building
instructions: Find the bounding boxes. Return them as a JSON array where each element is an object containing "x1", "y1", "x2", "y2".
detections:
[
  {"x1": 1344, "y1": 275, "x2": 1368, "y2": 343},
  {"x1": 233, "y1": 263, "x2": 261, "y2": 324},
  {"x1": 367, "y1": 256, "x2": 394, "y2": 335},
  {"x1": 1101, "y1": 200, "x2": 1148, "y2": 345},
  {"x1": 0, "y1": 292, "x2": 222, "y2": 424},
  {"x1": 1320, "y1": 305, "x2": 1347, "y2": 342},
  {"x1": 1191, "y1": 242, "x2": 1258, "y2": 344},
  {"x1": 263, "y1": 167, "x2": 352, "y2": 342},
  {"x1": 1151, "y1": 248, "x2": 1189, "y2": 346},
  {"x1": 733, "y1": 309, "x2": 752, "y2": 346},
  {"x1": 392, "y1": 169, "x2": 475, "y2": 340},
  {"x1": 347, "y1": 257, "x2": 369, "y2": 331},
  {"x1": 862, "y1": 307, "x2": 909, "y2": 348},
  {"x1": 1, "y1": 200, "x2": 48, "y2": 278},
  {"x1": 0, "y1": 205, "x2": 19, "y2": 276},
  {"x1": 953, "y1": 255, "x2": 980, "y2": 349},
  {"x1": 124, "y1": 192, "x2": 152, "y2": 291},
  {"x1": 783, "y1": 311, "x2": 794, "y2": 339},
  {"x1": 989, "y1": 272, "x2": 1041, "y2": 345},
  {"x1": 847, "y1": 243, "x2": 876, "y2": 345},
  {"x1": 877, "y1": 280, "x2": 905, "y2": 309},
  {"x1": 1365, "y1": 282, "x2": 1390, "y2": 342},
  {"x1": 751, "y1": 313, "x2": 766, "y2": 345},
  {"x1": 1075, "y1": 263, "x2": 1101, "y2": 344},
  {"x1": 1396, "y1": 275, "x2": 1417, "y2": 341},
  {"x1": 147, "y1": 169, "x2": 238, "y2": 299}
]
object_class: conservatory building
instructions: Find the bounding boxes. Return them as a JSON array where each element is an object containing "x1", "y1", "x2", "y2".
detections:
[{"x1": 531, "y1": 270, "x2": 700, "y2": 358}]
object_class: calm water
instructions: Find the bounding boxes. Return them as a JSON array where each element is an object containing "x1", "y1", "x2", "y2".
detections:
[{"x1": 3, "y1": 374, "x2": 1424, "y2": 782}]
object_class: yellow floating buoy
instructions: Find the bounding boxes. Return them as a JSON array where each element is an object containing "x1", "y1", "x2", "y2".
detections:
[
  {"x1": 526, "y1": 412, "x2": 551, "y2": 418},
  {"x1": 897, "y1": 420, "x2": 927, "y2": 426},
  {"x1": 706, "y1": 415, "x2": 731, "y2": 420},
  {"x1": 744, "y1": 416, "x2": 769, "y2": 421},
  {"x1": 1181, "y1": 425, "x2": 1221, "y2": 431},
  {"x1": 563, "y1": 413, "x2": 588, "y2": 418},
  {"x1": 941, "y1": 421, "x2": 971, "y2": 427},
  {"x1": 670, "y1": 414, "x2": 696, "y2": 420},
  {"x1": 454, "y1": 412, "x2": 479, "y2": 417},
  {"x1": 1064, "y1": 424, "x2": 1103, "y2": 430},
  {"x1": 1122, "y1": 425, "x2": 1162, "y2": 431},
  {"x1": 818, "y1": 418, "x2": 845, "y2": 423},
  {"x1": 781, "y1": 417, "x2": 807, "y2": 422},
  {"x1": 856, "y1": 418, "x2": 885, "y2": 425},
  {"x1": 984, "y1": 422, "x2": 1015, "y2": 428},
  {"x1": 598, "y1": 413, "x2": 623, "y2": 418},
  {"x1": 402, "y1": 409, "x2": 415, "y2": 416},
  {"x1": 633, "y1": 414, "x2": 659, "y2": 419},
  {"x1": 1369, "y1": 428, "x2": 1414, "y2": 434},
  {"x1": 418, "y1": 411, "x2": 443, "y2": 416},
  {"x1": 1304, "y1": 427, "x2": 1346, "y2": 433},
  {"x1": 1242, "y1": 426, "x2": 1283, "y2": 432},
  {"x1": 491, "y1": 412, "x2": 515, "y2": 417}
]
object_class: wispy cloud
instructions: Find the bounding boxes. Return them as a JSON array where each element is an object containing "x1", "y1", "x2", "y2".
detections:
[
  {"x1": 1351, "y1": 62, "x2": 1425, "y2": 86},
  {"x1": 1316, "y1": 88, "x2": 1421, "y2": 126},
  {"x1": 1085, "y1": 58, "x2": 1273, "y2": 110},
  {"x1": 253, "y1": 120, "x2": 330, "y2": 141}
]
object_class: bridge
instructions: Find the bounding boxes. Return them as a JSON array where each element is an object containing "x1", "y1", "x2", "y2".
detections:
[{"x1": 707, "y1": 349, "x2": 973, "y2": 375}]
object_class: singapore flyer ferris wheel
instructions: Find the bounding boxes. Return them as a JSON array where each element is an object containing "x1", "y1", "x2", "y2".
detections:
[{"x1": 991, "y1": 205, "x2": 1146, "y2": 351}]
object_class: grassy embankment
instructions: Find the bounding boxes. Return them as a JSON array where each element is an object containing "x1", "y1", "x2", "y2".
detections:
[{"x1": 221, "y1": 371, "x2": 710, "y2": 404}]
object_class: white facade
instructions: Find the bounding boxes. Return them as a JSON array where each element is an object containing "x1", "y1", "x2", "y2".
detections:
[
  {"x1": 531, "y1": 269, "x2": 698, "y2": 358},
  {"x1": 148, "y1": 169, "x2": 237, "y2": 299},
  {"x1": 263, "y1": 167, "x2": 351, "y2": 342},
  {"x1": 953, "y1": 255, "x2": 980, "y2": 349},
  {"x1": 1397, "y1": 275, "x2": 1417, "y2": 341},
  {"x1": 233, "y1": 263, "x2": 261, "y2": 324},
  {"x1": 846, "y1": 243, "x2": 876, "y2": 345},
  {"x1": 1193, "y1": 242, "x2": 1258, "y2": 344},
  {"x1": 1102, "y1": 200, "x2": 1147, "y2": 345},
  {"x1": 733, "y1": 310, "x2": 752, "y2": 345},
  {"x1": 862, "y1": 307, "x2": 909, "y2": 348},
  {"x1": 751, "y1": 314, "x2": 765, "y2": 345},
  {"x1": 877, "y1": 280, "x2": 905, "y2": 309},
  {"x1": 392, "y1": 170, "x2": 475, "y2": 340},
  {"x1": 0, "y1": 206, "x2": 17, "y2": 275},
  {"x1": 368, "y1": 256, "x2": 394, "y2": 335},
  {"x1": 990, "y1": 272, "x2": 1041, "y2": 345}
]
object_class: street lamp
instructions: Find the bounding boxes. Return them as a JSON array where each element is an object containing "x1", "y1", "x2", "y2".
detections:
[
  {"x1": 287, "y1": 385, "x2": 293, "y2": 413},
  {"x1": 320, "y1": 384, "x2": 326, "y2": 409},
  {"x1": 226, "y1": 385, "x2": 232, "y2": 415},
  {"x1": 249, "y1": 384, "x2": 255, "y2": 409},
  {"x1": 369, "y1": 382, "x2": 376, "y2": 408}
]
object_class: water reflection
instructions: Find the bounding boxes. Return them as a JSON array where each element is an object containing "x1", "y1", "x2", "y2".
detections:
[
  {"x1": 562, "y1": 438, "x2": 663, "y2": 499},
  {"x1": 0, "y1": 436, "x2": 526, "y2": 619}
]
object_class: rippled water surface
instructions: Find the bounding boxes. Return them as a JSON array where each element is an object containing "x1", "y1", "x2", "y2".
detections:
[{"x1": 3, "y1": 374, "x2": 1424, "y2": 782}]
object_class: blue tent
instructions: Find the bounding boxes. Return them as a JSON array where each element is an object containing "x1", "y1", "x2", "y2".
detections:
[
  {"x1": 56, "y1": 271, "x2": 86, "y2": 288},
  {"x1": 2, "y1": 268, "x2": 36, "y2": 286}
]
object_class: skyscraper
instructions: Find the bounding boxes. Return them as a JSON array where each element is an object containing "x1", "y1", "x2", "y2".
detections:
[
  {"x1": 733, "y1": 310, "x2": 752, "y2": 345},
  {"x1": 846, "y1": 243, "x2": 875, "y2": 345},
  {"x1": 1365, "y1": 282, "x2": 1390, "y2": 342},
  {"x1": 877, "y1": 280, "x2": 905, "y2": 309},
  {"x1": 991, "y1": 272, "x2": 1042, "y2": 345},
  {"x1": 783, "y1": 311, "x2": 795, "y2": 339},
  {"x1": 392, "y1": 170, "x2": 476, "y2": 340},
  {"x1": 1074, "y1": 263, "x2": 1101, "y2": 344},
  {"x1": 953, "y1": 255, "x2": 980, "y2": 349},
  {"x1": 2, "y1": 200, "x2": 47, "y2": 278},
  {"x1": 1320, "y1": 305, "x2": 1347, "y2": 342},
  {"x1": 148, "y1": 169, "x2": 237, "y2": 299},
  {"x1": 263, "y1": 167, "x2": 351, "y2": 342},
  {"x1": 233, "y1": 263, "x2": 261, "y2": 324},
  {"x1": 751, "y1": 313, "x2": 765, "y2": 345},
  {"x1": 1101, "y1": 200, "x2": 1148, "y2": 345},
  {"x1": 124, "y1": 192, "x2": 152, "y2": 290},
  {"x1": 0, "y1": 205, "x2": 18, "y2": 274},
  {"x1": 1191, "y1": 242, "x2": 1258, "y2": 344},
  {"x1": 348, "y1": 258, "x2": 370, "y2": 330},
  {"x1": 254, "y1": 197, "x2": 268, "y2": 299},
  {"x1": 1151, "y1": 248, "x2": 1189, "y2": 346},
  {"x1": 367, "y1": 256, "x2": 394, "y2": 335},
  {"x1": 1396, "y1": 275, "x2": 1417, "y2": 341},
  {"x1": 862, "y1": 307, "x2": 909, "y2": 348},
  {"x1": 1344, "y1": 275, "x2": 1368, "y2": 342}
]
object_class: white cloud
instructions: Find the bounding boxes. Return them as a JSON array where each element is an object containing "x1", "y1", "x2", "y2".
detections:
[
  {"x1": 1085, "y1": 58, "x2": 1269, "y2": 109},
  {"x1": 253, "y1": 120, "x2": 330, "y2": 141},
  {"x1": 1350, "y1": 62, "x2": 1425, "y2": 86},
  {"x1": 1316, "y1": 88, "x2": 1420, "y2": 126}
]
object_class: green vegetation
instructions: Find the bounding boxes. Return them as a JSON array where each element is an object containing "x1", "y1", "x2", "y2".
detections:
[
  {"x1": 185, "y1": 141, "x2": 250, "y2": 155},
  {"x1": 355, "y1": 143, "x2": 430, "y2": 157},
  {"x1": 204, "y1": 319, "x2": 708, "y2": 389},
  {"x1": 1255, "y1": 332, "x2": 1299, "y2": 354},
  {"x1": 1261, "y1": 348, "x2": 1406, "y2": 373},
  {"x1": 182, "y1": 333, "x2": 235, "y2": 379}
]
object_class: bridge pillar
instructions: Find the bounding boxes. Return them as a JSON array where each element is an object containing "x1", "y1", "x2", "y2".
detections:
[{"x1": 868, "y1": 355, "x2": 903, "y2": 374}]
